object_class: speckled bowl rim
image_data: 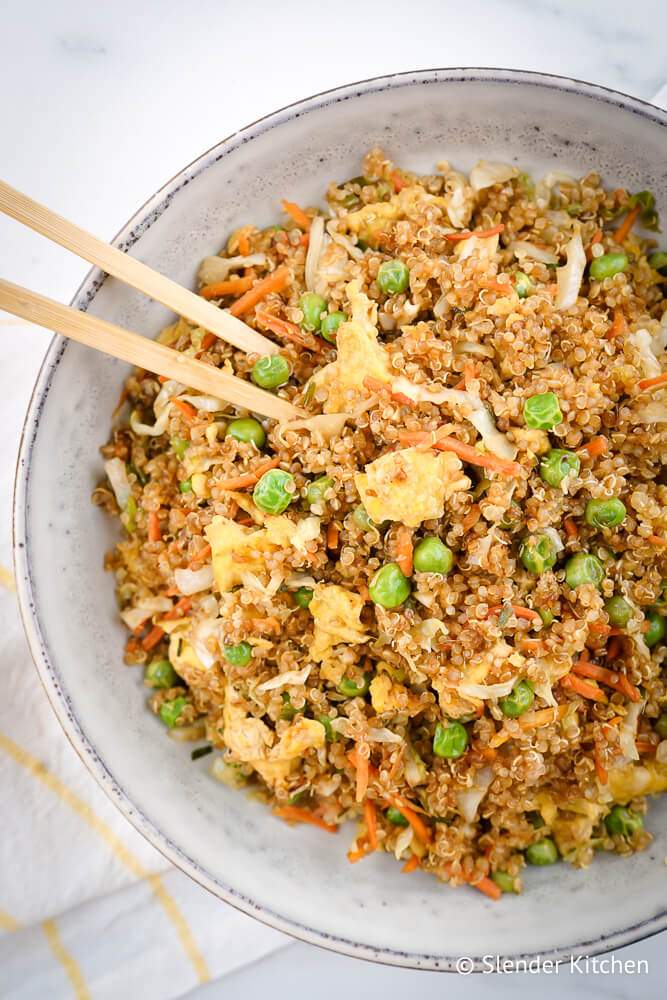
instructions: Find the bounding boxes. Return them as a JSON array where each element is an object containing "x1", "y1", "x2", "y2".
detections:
[{"x1": 13, "y1": 68, "x2": 667, "y2": 971}]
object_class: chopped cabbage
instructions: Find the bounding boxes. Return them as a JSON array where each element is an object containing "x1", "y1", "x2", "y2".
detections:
[
  {"x1": 198, "y1": 253, "x2": 267, "y2": 286},
  {"x1": 104, "y1": 458, "x2": 132, "y2": 509},
  {"x1": 256, "y1": 665, "x2": 312, "y2": 693},
  {"x1": 469, "y1": 160, "x2": 518, "y2": 191},
  {"x1": 555, "y1": 227, "x2": 586, "y2": 310},
  {"x1": 174, "y1": 565, "x2": 215, "y2": 596}
]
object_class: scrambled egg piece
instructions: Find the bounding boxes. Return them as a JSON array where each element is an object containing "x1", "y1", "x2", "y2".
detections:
[
  {"x1": 312, "y1": 281, "x2": 391, "y2": 413},
  {"x1": 355, "y1": 447, "x2": 470, "y2": 528},
  {"x1": 341, "y1": 186, "x2": 449, "y2": 247},
  {"x1": 205, "y1": 515, "x2": 296, "y2": 591},
  {"x1": 370, "y1": 674, "x2": 421, "y2": 717},
  {"x1": 273, "y1": 718, "x2": 326, "y2": 759},
  {"x1": 223, "y1": 685, "x2": 274, "y2": 763},
  {"x1": 608, "y1": 761, "x2": 667, "y2": 803},
  {"x1": 310, "y1": 583, "x2": 368, "y2": 662},
  {"x1": 168, "y1": 633, "x2": 207, "y2": 679},
  {"x1": 511, "y1": 427, "x2": 551, "y2": 457}
]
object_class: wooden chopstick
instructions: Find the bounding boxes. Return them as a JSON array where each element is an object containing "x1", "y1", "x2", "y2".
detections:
[
  {"x1": 0, "y1": 278, "x2": 301, "y2": 422},
  {"x1": 0, "y1": 179, "x2": 278, "y2": 357}
]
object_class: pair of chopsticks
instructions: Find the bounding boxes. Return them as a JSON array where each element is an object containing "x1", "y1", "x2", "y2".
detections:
[{"x1": 0, "y1": 180, "x2": 302, "y2": 421}]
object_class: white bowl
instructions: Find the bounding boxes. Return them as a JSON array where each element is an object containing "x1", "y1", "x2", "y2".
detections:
[{"x1": 14, "y1": 69, "x2": 667, "y2": 969}]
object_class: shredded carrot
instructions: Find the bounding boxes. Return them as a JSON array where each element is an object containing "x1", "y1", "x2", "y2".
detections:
[
  {"x1": 561, "y1": 673, "x2": 608, "y2": 702},
  {"x1": 391, "y1": 171, "x2": 407, "y2": 193},
  {"x1": 280, "y1": 199, "x2": 311, "y2": 231},
  {"x1": 273, "y1": 806, "x2": 338, "y2": 834},
  {"x1": 172, "y1": 399, "x2": 198, "y2": 422},
  {"x1": 200, "y1": 276, "x2": 255, "y2": 300},
  {"x1": 229, "y1": 266, "x2": 290, "y2": 317},
  {"x1": 486, "y1": 603, "x2": 541, "y2": 623},
  {"x1": 125, "y1": 637, "x2": 140, "y2": 654},
  {"x1": 470, "y1": 875, "x2": 502, "y2": 901},
  {"x1": 217, "y1": 456, "x2": 281, "y2": 492},
  {"x1": 573, "y1": 661, "x2": 641, "y2": 702},
  {"x1": 147, "y1": 511, "x2": 161, "y2": 542},
  {"x1": 141, "y1": 625, "x2": 165, "y2": 651},
  {"x1": 385, "y1": 795, "x2": 432, "y2": 844},
  {"x1": 355, "y1": 749, "x2": 370, "y2": 804},
  {"x1": 299, "y1": 232, "x2": 310, "y2": 247},
  {"x1": 347, "y1": 845, "x2": 369, "y2": 863},
  {"x1": 636, "y1": 740, "x2": 658, "y2": 755},
  {"x1": 647, "y1": 534, "x2": 667, "y2": 547},
  {"x1": 588, "y1": 620, "x2": 611, "y2": 635},
  {"x1": 398, "y1": 430, "x2": 524, "y2": 478},
  {"x1": 585, "y1": 228, "x2": 603, "y2": 262},
  {"x1": 363, "y1": 800, "x2": 378, "y2": 852},
  {"x1": 564, "y1": 517, "x2": 578, "y2": 540},
  {"x1": 163, "y1": 596, "x2": 192, "y2": 621},
  {"x1": 401, "y1": 855, "x2": 421, "y2": 873},
  {"x1": 189, "y1": 544, "x2": 212, "y2": 568},
  {"x1": 614, "y1": 203, "x2": 641, "y2": 245},
  {"x1": 395, "y1": 526, "x2": 414, "y2": 577},
  {"x1": 481, "y1": 277, "x2": 512, "y2": 295},
  {"x1": 476, "y1": 746, "x2": 498, "y2": 762},
  {"x1": 638, "y1": 372, "x2": 667, "y2": 392},
  {"x1": 362, "y1": 374, "x2": 413, "y2": 405},
  {"x1": 238, "y1": 231, "x2": 250, "y2": 256},
  {"x1": 605, "y1": 636, "x2": 622, "y2": 662},
  {"x1": 445, "y1": 223, "x2": 505, "y2": 242},
  {"x1": 577, "y1": 435, "x2": 608, "y2": 459},
  {"x1": 606, "y1": 307, "x2": 627, "y2": 340},
  {"x1": 199, "y1": 332, "x2": 217, "y2": 353},
  {"x1": 462, "y1": 504, "x2": 481, "y2": 533},
  {"x1": 255, "y1": 308, "x2": 324, "y2": 353},
  {"x1": 594, "y1": 744, "x2": 608, "y2": 784},
  {"x1": 326, "y1": 522, "x2": 340, "y2": 551}
]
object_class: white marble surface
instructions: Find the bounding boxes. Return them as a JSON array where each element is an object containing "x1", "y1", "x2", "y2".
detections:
[{"x1": 1, "y1": 0, "x2": 666, "y2": 996}]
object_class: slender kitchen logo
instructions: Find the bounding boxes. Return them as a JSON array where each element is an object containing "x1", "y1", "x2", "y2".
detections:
[{"x1": 455, "y1": 954, "x2": 649, "y2": 975}]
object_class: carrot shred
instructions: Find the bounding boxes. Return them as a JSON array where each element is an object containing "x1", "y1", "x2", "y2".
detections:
[
  {"x1": 200, "y1": 276, "x2": 255, "y2": 301},
  {"x1": 347, "y1": 845, "x2": 369, "y2": 863},
  {"x1": 470, "y1": 875, "x2": 502, "y2": 901},
  {"x1": 229, "y1": 266, "x2": 290, "y2": 318},
  {"x1": 638, "y1": 372, "x2": 667, "y2": 391},
  {"x1": 614, "y1": 203, "x2": 641, "y2": 245},
  {"x1": 363, "y1": 800, "x2": 378, "y2": 852},
  {"x1": 198, "y1": 332, "x2": 217, "y2": 353},
  {"x1": 355, "y1": 748, "x2": 370, "y2": 804},
  {"x1": 588, "y1": 620, "x2": 611, "y2": 635},
  {"x1": 397, "y1": 430, "x2": 524, "y2": 478},
  {"x1": 486, "y1": 603, "x2": 541, "y2": 623},
  {"x1": 141, "y1": 625, "x2": 165, "y2": 651},
  {"x1": 163, "y1": 596, "x2": 192, "y2": 621},
  {"x1": 299, "y1": 232, "x2": 310, "y2": 247},
  {"x1": 280, "y1": 199, "x2": 311, "y2": 231},
  {"x1": 445, "y1": 223, "x2": 505, "y2": 242},
  {"x1": 217, "y1": 456, "x2": 281, "y2": 492},
  {"x1": 636, "y1": 740, "x2": 658, "y2": 755},
  {"x1": 577, "y1": 435, "x2": 608, "y2": 459},
  {"x1": 462, "y1": 504, "x2": 481, "y2": 533},
  {"x1": 255, "y1": 308, "x2": 324, "y2": 353},
  {"x1": 563, "y1": 517, "x2": 578, "y2": 541},
  {"x1": 647, "y1": 534, "x2": 667, "y2": 547},
  {"x1": 172, "y1": 399, "x2": 198, "y2": 421},
  {"x1": 147, "y1": 511, "x2": 162, "y2": 542},
  {"x1": 189, "y1": 544, "x2": 212, "y2": 568},
  {"x1": 572, "y1": 661, "x2": 641, "y2": 701},
  {"x1": 273, "y1": 806, "x2": 338, "y2": 834},
  {"x1": 385, "y1": 795, "x2": 432, "y2": 844},
  {"x1": 401, "y1": 855, "x2": 421, "y2": 873},
  {"x1": 395, "y1": 526, "x2": 414, "y2": 577},
  {"x1": 561, "y1": 673, "x2": 608, "y2": 702},
  {"x1": 391, "y1": 171, "x2": 407, "y2": 193},
  {"x1": 326, "y1": 522, "x2": 340, "y2": 551},
  {"x1": 238, "y1": 232, "x2": 250, "y2": 256},
  {"x1": 605, "y1": 635, "x2": 622, "y2": 661},
  {"x1": 606, "y1": 307, "x2": 627, "y2": 340},
  {"x1": 594, "y1": 744, "x2": 608, "y2": 784}
]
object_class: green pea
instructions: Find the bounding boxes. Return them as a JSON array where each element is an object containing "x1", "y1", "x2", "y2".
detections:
[
  {"x1": 655, "y1": 713, "x2": 667, "y2": 740},
  {"x1": 306, "y1": 476, "x2": 334, "y2": 508},
  {"x1": 526, "y1": 838, "x2": 559, "y2": 865},
  {"x1": 352, "y1": 505, "x2": 376, "y2": 531},
  {"x1": 566, "y1": 202, "x2": 583, "y2": 217},
  {"x1": 585, "y1": 498, "x2": 626, "y2": 529},
  {"x1": 648, "y1": 251, "x2": 667, "y2": 276},
  {"x1": 179, "y1": 479, "x2": 193, "y2": 494},
  {"x1": 225, "y1": 417, "x2": 266, "y2": 450},
  {"x1": 337, "y1": 674, "x2": 371, "y2": 698},
  {"x1": 539, "y1": 449, "x2": 581, "y2": 488},
  {"x1": 590, "y1": 252, "x2": 628, "y2": 281},
  {"x1": 368, "y1": 562, "x2": 411, "y2": 608},
  {"x1": 520, "y1": 533, "x2": 558, "y2": 574},
  {"x1": 564, "y1": 551, "x2": 606, "y2": 590},
  {"x1": 604, "y1": 596, "x2": 632, "y2": 628},
  {"x1": 159, "y1": 696, "x2": 187, "y2": 729},
  {"x1": 433, "y1": 720, "x2": 468, "y2": 759},
  {"x1": 644, "y1": 610, "x2": 666, "y2": 648},
  {"x1": 144, "y1": 659, "x2": 178, "y2": 689},
  {"x1": 300, "y1": 292, "x2": 327, "y2": 331},
  {"x1": 605, "y1": 805, "x2": 643, "y2": 837},
  {"x1": 377, "y1": 259, "x2": 409, "y2": 295},
  {"x1": 251, "y1": 355, "x2": 291, "y2": 390},
  {"x1": 413, "y1": 537, "x2": 454, "y2": 575},
  {"x1": 491, "y1": 871, "x2": 518, "y2": 893},
  {"x1": 386, "y1": 806, "x2": 409, "y2": 827},
  {"x1": 317, "y1": 714, "x2": 336, "y2": 741},
  {"x1": 514, "y1": 271, "x2": 533, "y2": 299},
  {"x1": 293, "y1": 587, "x2": 314, "y2": 610},
  {"x1": 280, "y1": 692, "x2": 296, "y2": 721},
  {"x1": 523, "y1": 392, "x2": 562, "y2": 430},
  {"x1": 321, "y1": 311, "x2": 346, "y2": 342},
  {"x1": 223, "y1": 641, "x2": 252, "y2": 667},
  {"x1": 253, "y1": 468, "x2": 295, "y2": 514},
  {"x1": 538, "y1": 609, "x2": 555, "y2": 627},
  {"x1": 500, "y1": 679, "x2": 535, "y2": 718},
  {"x1": 171, "y1": 436, "x2": 190, "y2": 459}
]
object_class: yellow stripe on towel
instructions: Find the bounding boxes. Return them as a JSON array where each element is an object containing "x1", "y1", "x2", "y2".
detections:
[
  {"x1": 0, "y1": 731, "x2": 210, "y2": 983},
  {"x1": 42, "y1": 918, "x2": 92, "y2": 1000},
  {"x1": 0, "y1": 908, "x2": 20, "y2": 932}
]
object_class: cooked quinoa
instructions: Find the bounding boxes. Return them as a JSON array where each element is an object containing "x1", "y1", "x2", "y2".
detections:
[{"x1": 95, "y1": 149, "x2": 667, "y2": 898}]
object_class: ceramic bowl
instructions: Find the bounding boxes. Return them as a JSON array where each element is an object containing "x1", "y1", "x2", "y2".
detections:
[{"x1": 14, "y1": 69, "x2": 667, "y2": 970}]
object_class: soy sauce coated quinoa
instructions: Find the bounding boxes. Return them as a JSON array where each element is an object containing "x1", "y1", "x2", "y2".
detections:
[{"x1": 95, "y1": 151, "x2": 667, "y2": 898}]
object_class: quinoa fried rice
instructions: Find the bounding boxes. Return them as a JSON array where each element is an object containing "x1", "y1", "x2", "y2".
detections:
[{"x1": 94, "y1": 149, "x2": 667, "y2": 899}]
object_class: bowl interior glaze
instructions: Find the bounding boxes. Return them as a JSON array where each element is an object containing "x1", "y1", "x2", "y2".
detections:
[{"x1": 15, "y1": 70, "x2": 667, "y2": 969}]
